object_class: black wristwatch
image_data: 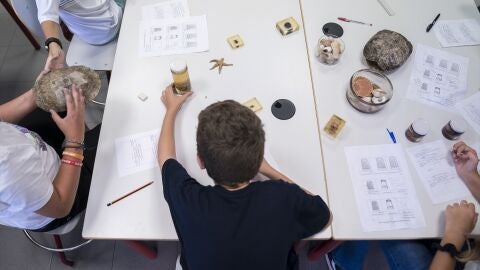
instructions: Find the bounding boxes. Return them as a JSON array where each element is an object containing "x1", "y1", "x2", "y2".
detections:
[
  {"x1": 44, "y1": 37, "x2": 63, "y2": 51},
  {"x1": 433, "y1": 242, "x2": 460, "y2": 258}
]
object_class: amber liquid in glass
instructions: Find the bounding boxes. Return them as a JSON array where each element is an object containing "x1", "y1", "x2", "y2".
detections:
[{"x1": 171, "y1": 68, "x2": 191, "y2": 95}]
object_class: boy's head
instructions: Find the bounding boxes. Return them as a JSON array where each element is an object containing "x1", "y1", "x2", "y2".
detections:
[{"x1": 196, "y1": 100, "x2": 265, "y2": 188}]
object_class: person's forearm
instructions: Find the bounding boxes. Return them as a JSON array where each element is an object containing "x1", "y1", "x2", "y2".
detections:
[
  {"x1": 462, "y1": 173, "x2": 480, "y2": 203},
  {"x1": 158, "y1": 110, "x2": 177, "y2": 167},
  {"x1": 261, "y1": 165, "x2": 313, "y2": 195},
  {"x1": 41, "y1": 20, "x2": 60, "y2": 38},
  {"x1": 35, "y1": 148, "x2": 83, "y2": 218},
  {"x1": 429, "y1": 232, "x2": 465, "y2": 270},
  {"x1": 0, "y1": 89, "x2": 36, "y2": 123}
]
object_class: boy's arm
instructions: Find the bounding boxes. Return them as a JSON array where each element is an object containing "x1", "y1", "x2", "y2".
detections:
[
  {"x1": 157, "y1": 85, "x2": 193, "y2": 168},
  {"x1": 0, "y1": 89, "x2": 36, "y2": 124},
  {"x1": 259, "y1": 158, "x2": 313, "y2": 195},
  {"x1": 260, "y1": 158, "x2": 333, "y2": 229}
]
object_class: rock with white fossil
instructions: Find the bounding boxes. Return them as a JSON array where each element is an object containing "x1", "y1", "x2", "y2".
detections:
[{"x1": 33, "y1": 66, "x2": 101, "y2": 112}]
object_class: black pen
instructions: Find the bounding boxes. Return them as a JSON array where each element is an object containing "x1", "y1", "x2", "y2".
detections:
[{"x1": 426, "y1": 13, "x2": 441, "y2": 32}]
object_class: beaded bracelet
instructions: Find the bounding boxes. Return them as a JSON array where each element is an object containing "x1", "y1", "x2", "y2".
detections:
[
  {"x1": 62, "y1": 151, "x2": 84, "y2": 161},
  {"x1": 62, "y1": 139, "x2": 86, "y2": 150},
  {"x1": 61, "y1": 159, "x2": 83, "y2": 167}
]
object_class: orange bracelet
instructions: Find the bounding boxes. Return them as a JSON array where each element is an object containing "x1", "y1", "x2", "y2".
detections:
[
  {"x1": 61, "y1": 159, "x2": 83, "y2": 167},
  {"x1": 62, "y1": 151, "x2": 84, "y2": 161}
]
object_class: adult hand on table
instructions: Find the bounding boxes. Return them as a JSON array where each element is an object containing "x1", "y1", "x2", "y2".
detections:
[
  {"x1": 50, "y1": 84, "x2": 85, "y2": 142},
  {"x1": 444, "y1": 201, "x2": 478, "y2": 239},
  {"x1": 45, "y1": 42, "x2": 65, "y2": 71},
  {"x1": 161, "y1": 84, "x2": 193, "y2": 113},
  {"x1": 452, "y1": 142, "x2": 479, "y2": 181}
]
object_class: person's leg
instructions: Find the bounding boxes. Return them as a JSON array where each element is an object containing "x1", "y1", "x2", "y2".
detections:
[
  {"x1": 329, "y1": 241, "x2": 370, "y2": 270},
  {"x1": 379, "y1": 240, "x2": 433, "y2": 270}
]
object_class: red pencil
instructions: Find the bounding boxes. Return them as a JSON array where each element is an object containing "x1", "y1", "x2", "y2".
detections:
[
  {"x1": 107, "y1": 181, "x2": 154, "y2": 206},
  {"x1": 338, "y1": 17, "x2": 373, "y2": 26}
]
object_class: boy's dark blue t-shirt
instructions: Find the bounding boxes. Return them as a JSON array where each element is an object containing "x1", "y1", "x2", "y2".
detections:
[{"x1": 161, "y1": 159, "x2": 330, "y2": 270}]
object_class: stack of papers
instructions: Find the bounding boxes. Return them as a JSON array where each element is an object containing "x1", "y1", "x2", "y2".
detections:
[
  {"x1": 456, "y1": 92, "x2": 480, "y2": 135},
  {"x1": 433, "y1": 19, "x2": 480, "y2": 48},
  {"x1": 406, "y1": 140, "x2": 470, "y2": 204},
  {"x1": 406, "y1": 44, "x2": 469, "y2": 111},
  {"x1": 139, "y1": 0, "x2": 209, "y2": 57},
  {"x1": 344, "y1": 144, "x2": 425, "y2": 232}
]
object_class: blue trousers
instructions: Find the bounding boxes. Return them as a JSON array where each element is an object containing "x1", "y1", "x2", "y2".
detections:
[{"x1": 331, "y1": 240, "x2": 433, "y2": 270}]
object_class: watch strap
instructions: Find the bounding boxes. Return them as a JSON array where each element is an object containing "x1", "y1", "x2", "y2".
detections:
[
  {"x1": 433, "y1": 242, "x2": 460, "y2": 258},
  {"x1": 45, "y1": 37, "x2": 63, "y2": 51}
]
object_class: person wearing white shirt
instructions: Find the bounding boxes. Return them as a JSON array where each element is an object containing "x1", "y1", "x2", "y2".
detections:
[
  {"x1": 35, "y1": 0, "x2": 125, "y2": 71},
  {"x1": 0, "y1": 80, "x2": 97, "y2": 231}
]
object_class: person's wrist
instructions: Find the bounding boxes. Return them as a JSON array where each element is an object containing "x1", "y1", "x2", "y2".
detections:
[
  {"x1": 166, "y1": 107, "x2": 180, "y2": 115},
  {"x1": 461, "y1": 171, "x2": 480, "y2": 183},
  {"x1": 65, "y1": 134, "x2": 84, "y2": 143},
  {"x1": 442, "y1": 230, "x2": 466, "y2": 250}
]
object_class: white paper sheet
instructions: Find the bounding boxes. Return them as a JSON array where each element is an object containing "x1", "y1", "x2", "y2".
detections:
[
  {"x1": 115, "y1": 129, "x2": 160, "y2": 177},
  {"x1": 456, "y1": 92, "x2": 480, "y2": 135},
  {"x1": 406, "y1": 44, "x2": 469, "y2": 111},
  {"x1": 345, "y1": 144, "x2": 425, "y2": 232},
  {"x1": 139, "y1": 15, "x2": 209, "y2": 57},
  {"x1": 433, "y1": 19, "x2": 480, "y2": 47},
  {"x1": 406, "y1": 140, "x2": 470, "y2": 204},
  {"x1": 141, "y1": 0, "x2": 190, "y2": 20}
]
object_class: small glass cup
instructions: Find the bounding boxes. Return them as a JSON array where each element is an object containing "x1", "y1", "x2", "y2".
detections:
[
  {"x1": 170, "y1": 59, "x2": 191, "y2": 95},
  {"x1": 405, "y1": 119, "x2": 430, "y2": 142},
  {"x1": 315, "y1": 35, "x2": 345, "y2": 65},
  {"x1": 442, "y1": 119, "x2": 465, "y2": 140}
]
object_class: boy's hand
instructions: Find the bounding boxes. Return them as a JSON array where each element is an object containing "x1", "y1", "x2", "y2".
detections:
[
  {"x1": 444, "y1": 201, "x2": 478, "y2": 238},
  {"x1": 50, "y1": 85, "x2": 85, "y2": 142},
  {"x1": 452, "y1": 142, "x2": 479, "y2": 181},
  {"x1": 161, "y1": 84, "x2": 193, "y2": 113}
]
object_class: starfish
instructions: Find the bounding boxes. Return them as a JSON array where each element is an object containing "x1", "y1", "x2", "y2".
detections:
[{"x1": 209, "y1": 58, "x2": 233, "y2": 74}]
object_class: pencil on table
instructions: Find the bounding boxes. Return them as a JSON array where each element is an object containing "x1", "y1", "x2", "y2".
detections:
[{"x1": 107, "y1": 181, "x2": 154, "y2": 206}]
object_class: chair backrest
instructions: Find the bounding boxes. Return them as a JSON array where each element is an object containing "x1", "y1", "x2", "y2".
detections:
[{"x1": 10, "y1": 0, "x2": 44, "y2": 38}]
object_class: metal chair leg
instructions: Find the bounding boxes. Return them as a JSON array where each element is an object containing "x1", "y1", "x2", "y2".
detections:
[
  {"x1": 0, "y1": 0, "x2": 40, "y2": 50},
  {"x1": 123, "y1": 240, "x2": 157, "y2": 260},
  {"x1": 53, "y1": 235, "x2": 74, "y2": 267},
  {"x1": 307, "y1": 240, "x2": 343, "y2": 261}
]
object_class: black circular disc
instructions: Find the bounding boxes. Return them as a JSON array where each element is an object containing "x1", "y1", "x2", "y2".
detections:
[
  {"x1": 322, "y1": 22, "x2": 344, "y2": 37},
  {"x1": 271, "y1": 99, "x2": 296, "y2": 120}
]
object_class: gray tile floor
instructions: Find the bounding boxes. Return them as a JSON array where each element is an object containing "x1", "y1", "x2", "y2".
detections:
[{"x1": 0, "y1": 6, "x2": 391, "y2": 270}]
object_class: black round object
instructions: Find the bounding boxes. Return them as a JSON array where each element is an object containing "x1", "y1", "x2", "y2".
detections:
[
  {"x1": 284, "y1": 22, "x2": 292, "y2": 29},
  {"x1": 322, "y1": 22, "x2": 344, "y2": 37},
  {"x1": 271, "y1": 99, "x2": 296, "y2": 120}
]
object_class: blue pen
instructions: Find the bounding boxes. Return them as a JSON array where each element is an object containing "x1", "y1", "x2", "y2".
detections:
[{"x1": 386, "y1": 128, "x2": 397, "y2": 144}]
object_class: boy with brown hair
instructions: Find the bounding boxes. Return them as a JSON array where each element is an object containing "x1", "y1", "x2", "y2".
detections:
[{"x1": 157, "y1": 85, "x2": 331, "y2": 270}]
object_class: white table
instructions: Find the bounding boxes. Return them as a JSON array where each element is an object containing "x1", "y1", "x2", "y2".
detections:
[
  {"x1": 301, "y1": 0, "x2": 480, "y2": 239},
  {"x1": 83, "y1": 0, "x2": 330, "y2": 240}
]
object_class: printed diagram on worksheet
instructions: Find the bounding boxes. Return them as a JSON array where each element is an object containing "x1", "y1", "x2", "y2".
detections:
[
  {"x1": 407, "y1": 44, "x2": 469, "y2": 111},
  {"x1": 345, "y1": 144, "x2": 425, "y2": 232},
  {"x1": 139, "y1": 15, "x2": 209, "y2": 57}
]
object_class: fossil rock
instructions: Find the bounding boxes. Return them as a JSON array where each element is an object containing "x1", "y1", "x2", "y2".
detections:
[
  {"x1": 363, "y1": 30, "x2": 412, "y2": 72},
  {"x1": 33, "y1": 66, "x2": 101, "y2": 112}
]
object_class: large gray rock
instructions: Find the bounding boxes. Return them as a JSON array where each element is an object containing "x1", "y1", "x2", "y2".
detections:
[
  {"x1": 33, "y1": 66, "x2": 101, "y2": 112},
  {"x1": 363, "y1": 30, "x2": 413, "y2": 72}
]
